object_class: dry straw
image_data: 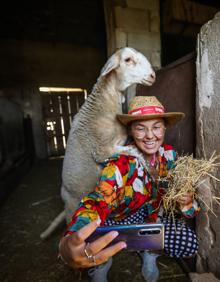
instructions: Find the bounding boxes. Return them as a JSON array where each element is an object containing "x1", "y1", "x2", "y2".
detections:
[{"x1": 162, "y1": 152, "x2": 220, "y2": 217}]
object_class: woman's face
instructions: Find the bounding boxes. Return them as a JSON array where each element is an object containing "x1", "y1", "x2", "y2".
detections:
[{"x1": 130, "y1": 118, "x2": 166, "y2": 160}]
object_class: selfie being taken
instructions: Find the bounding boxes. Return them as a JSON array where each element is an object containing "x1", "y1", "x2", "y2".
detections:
[
  {"x1": 59, "y1": 95, "x2": 200, "y2": 282},
  {"x1": 1, "y1": 1, "x2": 220, "y2": 282}
]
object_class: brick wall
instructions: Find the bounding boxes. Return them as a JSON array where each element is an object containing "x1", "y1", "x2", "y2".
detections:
[{"x1": 104, "y1": 0, "x2": 161, "y2": 69}]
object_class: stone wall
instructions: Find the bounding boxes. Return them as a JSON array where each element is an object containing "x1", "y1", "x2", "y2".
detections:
[
  {"x1": 196, "y1": 11, "x2": 220, "y2": 278},
  {"x1": 104, "y1": 0, "x2": 161, "y2": 70}
]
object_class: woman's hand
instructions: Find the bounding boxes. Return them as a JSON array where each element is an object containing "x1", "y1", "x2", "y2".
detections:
[
  {"x1": 176, "y1": 192, "x2": 194, "y2": 209},
  {"x1": 59, "y1": 219, "x2": 127, "y2": 269}
]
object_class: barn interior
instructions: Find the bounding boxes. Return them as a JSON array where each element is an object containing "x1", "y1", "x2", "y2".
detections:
[{"x1": 1, "y1": 1, "x2": 220, "y2": 281}]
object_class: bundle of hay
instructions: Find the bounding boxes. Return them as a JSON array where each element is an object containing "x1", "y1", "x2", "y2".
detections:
[{"x1": 162, "y1": 152, "x2": 220, "y2": 215}]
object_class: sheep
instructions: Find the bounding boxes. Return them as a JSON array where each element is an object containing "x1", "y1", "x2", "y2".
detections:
[{"x1": 40, "y1": 47, "x2": 155, "y2": 239}]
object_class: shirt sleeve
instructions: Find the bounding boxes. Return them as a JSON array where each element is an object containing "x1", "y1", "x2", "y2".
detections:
[{"x1": 64, "y1": 157, "x2": 124, "y2": 235}]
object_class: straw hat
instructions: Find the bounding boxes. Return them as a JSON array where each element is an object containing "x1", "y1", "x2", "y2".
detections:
[{"x1": 117, "y1": 96, "x2": 185, "y2": 126}]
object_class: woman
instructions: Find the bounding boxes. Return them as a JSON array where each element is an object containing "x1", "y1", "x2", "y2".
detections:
[{"x1": 59, "y1": 96, "x2": 200, "y2": 282}]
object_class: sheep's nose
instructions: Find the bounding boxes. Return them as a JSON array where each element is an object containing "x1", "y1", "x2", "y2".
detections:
[{"x1": 150, "y1": 71, "x2": 156, "y2": 81}]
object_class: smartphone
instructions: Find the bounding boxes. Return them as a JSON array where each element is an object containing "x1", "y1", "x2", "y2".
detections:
[{"x1": 86, "y1": 223, "x2": 164, "y2": 251}]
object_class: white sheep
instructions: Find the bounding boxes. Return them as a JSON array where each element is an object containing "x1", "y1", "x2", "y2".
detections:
[{"x1": 40, "y1": 47, "x2": 155, "y2": 239}]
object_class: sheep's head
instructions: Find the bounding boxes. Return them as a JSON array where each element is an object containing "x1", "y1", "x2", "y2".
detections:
[{"x1": 100, "y1": 47, "x2": 156, "y2": 91}]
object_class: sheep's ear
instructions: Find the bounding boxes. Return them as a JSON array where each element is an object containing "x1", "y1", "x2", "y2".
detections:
[{"x1": 100, "y1": 54, "x2": 119, "y2": 77}]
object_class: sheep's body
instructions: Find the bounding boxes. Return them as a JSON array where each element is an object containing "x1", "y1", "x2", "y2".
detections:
[
  {"x1": 40, "y1": 48, "x2": 155, "y2": 238},
  {"x1": 61, "y1": 47, "x2": 155, "y2": 222},
  {"x1": 62, "y1": 76, "x2": 128, "y2": 220}
]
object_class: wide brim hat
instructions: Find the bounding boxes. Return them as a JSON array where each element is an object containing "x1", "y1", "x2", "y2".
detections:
[{"x1": 117, "y1": 96, "x2": 185, "y2": 126}]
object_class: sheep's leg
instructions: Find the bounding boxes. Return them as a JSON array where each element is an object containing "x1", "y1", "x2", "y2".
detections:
[
  {"x1": 40, "y1": 197, "x2": 80, "y2": 240},
  {"x1": 40, "y1": 210, "x2": 66, "y2": 240}
]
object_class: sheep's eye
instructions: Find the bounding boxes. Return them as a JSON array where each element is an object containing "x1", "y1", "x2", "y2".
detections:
[{"x1": 125, "y1": 57, "x2": 131, "y2": 63}]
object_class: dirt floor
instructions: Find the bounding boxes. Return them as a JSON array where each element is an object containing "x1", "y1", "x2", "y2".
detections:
[{"x1": 0, "y1": 158, "x2": 191, "y2": 282}]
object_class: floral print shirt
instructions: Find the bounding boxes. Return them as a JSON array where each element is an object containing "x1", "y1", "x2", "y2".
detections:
[{"x1": 66, "y1": 144, "x2": 200, "y2": 235}]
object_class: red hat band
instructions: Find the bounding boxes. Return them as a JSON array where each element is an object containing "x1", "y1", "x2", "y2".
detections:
[{"x1": 128, "y1": 105, "x2": 165, "y2": 116}]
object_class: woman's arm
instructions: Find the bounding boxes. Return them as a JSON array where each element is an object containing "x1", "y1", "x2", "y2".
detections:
[
  {"x1": 59, "y1": 156, "x2": 128, "y2": 268},
  {"x1": 65, "y1": 155, "x2": 127, "y2": 235},
  {"x1": 59, "y1": 219, "x2": 126, "y2": 268}
]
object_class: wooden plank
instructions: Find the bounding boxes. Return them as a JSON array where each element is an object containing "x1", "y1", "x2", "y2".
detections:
[
  {"x1": 54, "y1": 117, "x2": 62, "y2": 145},
  {"x1": 60, "y1": 94, "x2": 70, "y2": 143},
  {"x1": 52, "y1": 93, "x2": 61, "y2": 116},
  {"x1": 41, "y1": 91, "x2": 85, "y2": 156},
  {"x1": 163, "y1": 0, "x2": 218, "y2": 35},
  {"x1": 171, "y1": 0, "x2": 218, "y2": 25}
]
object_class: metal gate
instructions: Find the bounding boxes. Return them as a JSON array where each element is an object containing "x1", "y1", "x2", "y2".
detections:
[{"x1": 41, "y1": 88, "x2": 86, "y2": 157}]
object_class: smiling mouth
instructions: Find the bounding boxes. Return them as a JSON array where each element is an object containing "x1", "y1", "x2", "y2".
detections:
[{"x1": 143, "y1": 141, "x2": 157, "y2": 147}]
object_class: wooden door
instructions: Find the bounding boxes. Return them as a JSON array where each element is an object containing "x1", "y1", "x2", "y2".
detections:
[
  {"x1": 136, "y1": 52, "x2": 196, "y2": 155},
  {"x1": 41, "y1": 91, "x2": 85, "y2": 157}
]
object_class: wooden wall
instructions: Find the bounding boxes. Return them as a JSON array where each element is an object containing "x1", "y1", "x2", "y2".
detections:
[{"x1": 137, "y1": 52, "x2": 196, "y2": 155}]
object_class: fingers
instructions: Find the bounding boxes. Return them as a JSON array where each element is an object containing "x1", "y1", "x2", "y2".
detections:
[
  {"x1": 61, "y1": 234, "x2": 126, "y2": 269},
  {"x1": 181, "y1": 192, "x2": 194, "y2": 197},
  {"x1": 78, "y1": 240, "x2": 126, "y2": 268},
  {"x1": 92, "y1": 241, "x2": 127, "y2": 265},
  {"x1": 177, "y1": 196, "x2": 189, "y2": 204},
  {"x1": 59, "y1": 220, "x2": 127, "y2": 269},
  {"x1": 87, "y1": 230, "x2": 119, "y2": 255},
  {"x1": 80, "y1": 230, "x2": 126, "y2": 266},
  {"x1": 70, "y1": 219, "x2": 101, "y2": 245},
  {"x1": 59, "y1": 235, "x2": 93, "y2": 269},
  {"x1": 59, "y1": 235, "x2": 77, "y2": 267},
  {"x1": 177, "y1": 192, "x2": 194, "y2": 206},
  {"x1": 59, "y1": 219, "x2": 101, "y2": 268},
  {"x1": 84, "y1": 231, "x2": 127, "y2": 266}
]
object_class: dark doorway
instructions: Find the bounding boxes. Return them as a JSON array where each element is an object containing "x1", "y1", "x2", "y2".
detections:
[{"x1": 160, "y1": 0, "x2": 220, "y2": 66}]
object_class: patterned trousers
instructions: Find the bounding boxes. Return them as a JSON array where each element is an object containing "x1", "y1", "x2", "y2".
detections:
[{"x1": 104, "y1": 207, "x2": 198, "y2": 258}]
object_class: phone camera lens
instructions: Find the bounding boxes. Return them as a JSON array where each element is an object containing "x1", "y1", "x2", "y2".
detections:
[{"x1": 138, "y1": 229, "x2": 160, "y2": 235}]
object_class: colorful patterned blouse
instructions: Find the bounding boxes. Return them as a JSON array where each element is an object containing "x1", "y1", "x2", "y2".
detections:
[{"x1": 66, "y1": 144, "x2": 200, "y2": 235}]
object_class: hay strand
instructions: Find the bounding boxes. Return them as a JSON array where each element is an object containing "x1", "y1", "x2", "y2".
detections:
[{"x1": 161, "y1": 152, "x2": 220, "y2": 215}]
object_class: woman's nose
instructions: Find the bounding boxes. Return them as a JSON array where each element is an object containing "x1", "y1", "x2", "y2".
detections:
[{"x1": 145, "y1": 128, "x2": 154, "y2": 138}]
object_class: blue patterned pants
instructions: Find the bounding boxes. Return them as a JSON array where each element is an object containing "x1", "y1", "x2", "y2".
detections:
[{"x1": 104, "y1": 207, "x2": 198, "y2": 258}]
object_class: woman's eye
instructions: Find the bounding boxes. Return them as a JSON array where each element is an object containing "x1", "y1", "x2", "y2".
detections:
[{"x1": 136, "y1": 127, "x2": 144, "y2": 131}]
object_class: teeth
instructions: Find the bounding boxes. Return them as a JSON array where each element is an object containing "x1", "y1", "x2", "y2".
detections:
[{"x1": 144, "y1": 141, "x2": 155, "y2": 145}]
